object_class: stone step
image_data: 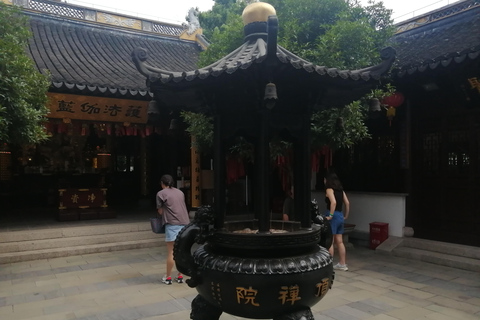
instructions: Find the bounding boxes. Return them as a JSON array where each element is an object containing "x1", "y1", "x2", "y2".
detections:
[
  {"x1": 0, "y1": 238, "x2": 164, "y2": 264},
  {"x1": 402, "y1": 237, "x2": 480, "y2": 260},
  {"x1": 0, "y1": 230, "x2": 161, "y2": 253},
  {"x1": 392, "y1": 246, "x2": 480, "y2": 272},
  {"x1": 0, "y1": 221, "x2": 165, "y2": 264},
  {"x1": 0, "y1": 222, "x2": 152, "y2": 243}
]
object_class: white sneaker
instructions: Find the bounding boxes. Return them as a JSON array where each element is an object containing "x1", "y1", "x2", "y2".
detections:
[
  {"x1": 161, "y1": 276, "x2": 172, "y2": 285},
  {"x1": 333, "y1": 263, "x2": 348, "y2": 271}
]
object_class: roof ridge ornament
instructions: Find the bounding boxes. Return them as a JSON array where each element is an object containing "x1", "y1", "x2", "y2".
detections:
[
  {"x1": 243, "y1": 2, "x2": 276, "y2": 42},
  {"x1": 183, "y1": 8, "x2": 201, "y2": 35},
  {"x1": 131, "y1": 47, "x2": 178, "y2": 78},
  {"x1": 355, "y1": 47, "x2": 396, "y2": 78},
  {"x1": 266, "y1": 15, "x2": 278, "y2": 62}
]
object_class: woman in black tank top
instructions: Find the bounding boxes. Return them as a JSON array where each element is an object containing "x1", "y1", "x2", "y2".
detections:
[{"x1": 324, "y1": 172, "x2": 350, "y2": 271}]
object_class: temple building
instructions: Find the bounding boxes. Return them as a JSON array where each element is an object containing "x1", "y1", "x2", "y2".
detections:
[
  {"x1": 334, "y1": 0, "x2": 480, "y2": 246},
  {"x1": 0, "y1": 0, "x2": 205, "y2": 219},
  {"x1": 1, "y1": 0, "x2": 479, "y2": 248}
]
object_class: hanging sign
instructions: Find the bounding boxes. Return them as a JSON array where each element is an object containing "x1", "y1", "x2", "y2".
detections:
[
  {"x1": 191, "y1": 136, "x2": 202, "y2": 208},
  {"x1": 58, "y1": 188, "x2": 108, "y2": 209},
  {"x1": 47, "y1": 93, "x2": 148, "y2": 124}
]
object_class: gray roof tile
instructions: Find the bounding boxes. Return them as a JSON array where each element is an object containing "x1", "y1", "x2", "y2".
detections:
[
  {"x1": 391, "y1": 4, "x2": 480, "y2": 77},
  {"x1": 26, "y1": 11, "x2": 202, "y2": 98}
]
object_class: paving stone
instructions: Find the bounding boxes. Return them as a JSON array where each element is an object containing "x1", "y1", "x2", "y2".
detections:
[
  {"x1": 136, "y1": 300, "x2": 184, "y2": 317},
  {"x1": 1, "y1": 244, "x2": 479, "y2": 320},
  {"x1": 357, "y1": 297, "x2": 399, "y2": 312},
  {"x1": 23, "y1": 292, "x2": 45, "y2": 303},
  {"x1": 346, "y1": 301, "x2": 389, "y2": 316},
  {"x1": 43, "y1": 289, "x2": 65, "y2": 300},
  {"x1": 320, "y1": 307, "x2": 367, "y2": 320},
  {"x1": 386, "y1": 305, "x2": 435, "y2": 319}
]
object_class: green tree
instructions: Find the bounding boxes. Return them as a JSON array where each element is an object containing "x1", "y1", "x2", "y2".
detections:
[
  {"x1": 0, "y1": 3, "x2": 50, "y2": 146},
  {"x1": 190, "y1": 0, "x2": 395, "y2": 153},
  {"x1": 199, "y1": 0, "x2": 394, "y2": 69},
  {"x1": 197, "y1": 10, "x2": 245, "y2": 67},
  {"x1": 198, "y1": 0, "x2": 242, "y2": 40}
]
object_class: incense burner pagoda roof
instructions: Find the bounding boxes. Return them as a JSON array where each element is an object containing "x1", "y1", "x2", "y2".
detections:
[{"x1": 133, "y1": 14, "x2": 395, "y2": 109}]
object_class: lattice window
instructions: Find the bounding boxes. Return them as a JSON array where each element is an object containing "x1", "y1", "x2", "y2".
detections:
[
  {"x1": 378, "y1": 136, "x2": 395, "y2": 166},
  {"x1": 423, "y1": 132, "x2": 440, "y2": 175},
  {"x1": 431, "y1": 0, "x2": 480, "y2": 21},
  {"x1": 447, "y1": 130, "x2": 469, "y2": 175},
  {"x1": 29, "y1": 0, "x2": 84, "y2": 19},
  {"x1": 152, "y1": 23, "x2": 185, "y2": 36}
]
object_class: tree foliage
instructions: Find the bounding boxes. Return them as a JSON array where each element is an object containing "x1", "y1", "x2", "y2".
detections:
[
  {"x1": 311, "y1": 101, "x2": 370, "y2": 150},
  {"x1": 0, "y1": 3, "x2": 50, "y2": 146},
  {"x1": 199, "y1": 0, "x2": 394, "y2": 69},
  {"x1": 180, "y1": 111, "x2": 214, "y2": 153}
]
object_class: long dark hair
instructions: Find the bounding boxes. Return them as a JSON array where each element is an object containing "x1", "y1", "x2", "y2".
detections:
[
  {"x1": 324, "y1": 172, "x2": 343, "y2": 190},
  {"x1": 160, "y1": 174, "x2": 174, "y2": 187}
]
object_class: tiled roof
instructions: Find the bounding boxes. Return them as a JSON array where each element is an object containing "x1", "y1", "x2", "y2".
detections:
[
  {"x1": 26, "y1": 11, "x2": 202, "y2": 98},
  {"x1": 391, "y1": 2, "x2": 480, "y2": 77},
  {"x1": 133, "y1": 17, "x2": 396, "y2": 107},
  {"x1": 134, "y1": 41, "x2": 395, "y2": 84}
]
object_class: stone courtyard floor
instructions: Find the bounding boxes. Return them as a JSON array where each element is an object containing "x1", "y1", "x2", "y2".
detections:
[{"x1": 0, "y1": 245, "x2": 479, "y2": 320}]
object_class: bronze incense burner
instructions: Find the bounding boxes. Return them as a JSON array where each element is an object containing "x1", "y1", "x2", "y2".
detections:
[
  {"x1": 174, "y1": 205, "x2": 334, "y2": 320},
  {"x1": 132, "y1": 1, "x2": 395, "y2": 318}
]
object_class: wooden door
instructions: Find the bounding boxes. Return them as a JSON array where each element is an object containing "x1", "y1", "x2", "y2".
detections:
[{"x1": 412, "y1": 110, "x2": 480, "y2": 246}]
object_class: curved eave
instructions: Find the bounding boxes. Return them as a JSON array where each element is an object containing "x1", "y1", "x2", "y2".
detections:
[
  {"x1": 276, "y1": 46, "x2": 396, "y2": 82},
  {"x1": 394, "y1": 45, "x2": 480, "y2": 78},
  {"x1": 51, "y1": 81, "x2": 153, "y2": 98},
  {"x1": 132, "y1": 41, "x2": 396, "y2": 86}
]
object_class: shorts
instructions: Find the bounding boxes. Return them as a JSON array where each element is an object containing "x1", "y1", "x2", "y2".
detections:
[
  {"x1": 325, "y1": 210, "x2": 344, "y2": 235},
  {"x1": 165, "y1": 224, "x2": 186, "y2": 242}
]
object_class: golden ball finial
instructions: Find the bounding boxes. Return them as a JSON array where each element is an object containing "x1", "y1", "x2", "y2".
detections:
[{"x1": 242, "y1": 2, "x2": 276, "y2": 26}]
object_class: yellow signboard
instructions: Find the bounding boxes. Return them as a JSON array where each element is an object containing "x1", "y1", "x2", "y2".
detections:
[{"x1": 47, "y1": 93, "x2": 148, "y2": 124}]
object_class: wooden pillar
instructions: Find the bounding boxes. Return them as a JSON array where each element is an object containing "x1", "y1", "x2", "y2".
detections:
[
  {"x1": 213, "y1": 115, "x2": 226, "y2": 229},
  {"x1": 294, "y1": 113, "x2": 312, "y2": 229},
  {"x1": 140, "y1": 136, "x2": 148, "y2": 196},
  {"x1": 256, "y1": 110, "x2": 270, "y2": 233}
]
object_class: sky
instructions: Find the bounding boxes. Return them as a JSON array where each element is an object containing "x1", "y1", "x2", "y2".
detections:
[{"x1": 67, "y1": 0, "x2": 462, "y2": 24}]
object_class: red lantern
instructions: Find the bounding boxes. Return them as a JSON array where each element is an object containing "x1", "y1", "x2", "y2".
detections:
[
  {"x1": 382, "y1": 92, "x2": 404, "y2": 126},
  {"x1": 381, "y1": 91, "x2": 404, "y2": 108}
]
